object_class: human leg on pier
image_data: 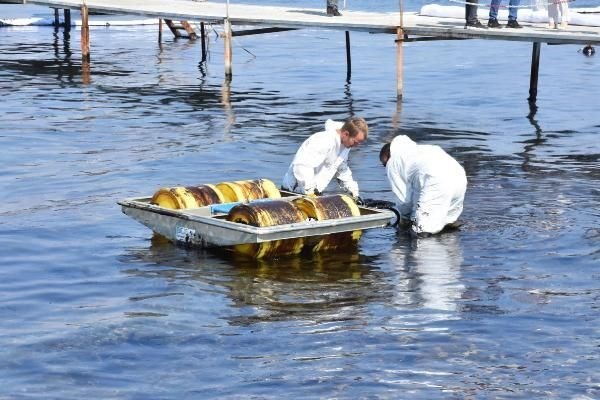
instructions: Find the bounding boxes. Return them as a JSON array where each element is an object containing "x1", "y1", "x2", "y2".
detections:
[
  {"x1": 488, "y1": 0, "x2": 501, "y2": 28},
  {"x1": 465, "y1": 0, "x2": 485, "y2": 28},
  {"x1": 558, "y1": 0, "x2": 570, "y2": 28},
  {"x1": 489, "y1": 0, "x2": 521, "y2": 27},
  {"x1": 548, "y1": 0, "x2": 559, "y2": 28},
  {"x1": 548, "y1": 0, "x2": 568, "y2": 29},
  {"x1": 505, "y1": 0, "x2": 522, "y2": 28},
  {"x1": 327, "y1": 0, "x2": 341, "y2": 16}
]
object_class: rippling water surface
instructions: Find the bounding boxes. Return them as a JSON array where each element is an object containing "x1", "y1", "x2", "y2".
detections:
[{"x1": 1, "y1": 2, "x2": 599, "y2": 399}]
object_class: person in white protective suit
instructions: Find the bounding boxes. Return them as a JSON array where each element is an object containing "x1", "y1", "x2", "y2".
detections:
[
  {"x1": 281, "y1": 117, "x2": 368, "y2": 200},
  {"x1": 379, "y1": 135, "x2": 467, "y2": 237}
]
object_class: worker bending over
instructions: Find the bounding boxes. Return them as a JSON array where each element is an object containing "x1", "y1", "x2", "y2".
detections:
[
  {"x1": 282, "y1": 117, "x2": 368, "y2": 201},
  {"x1": 380, "y1": 135, "x2": 467, "y2": 237}
]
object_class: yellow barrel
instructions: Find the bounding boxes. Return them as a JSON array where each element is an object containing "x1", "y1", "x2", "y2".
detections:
[
  {"x1": 311, "y1": 231, "x2": 362, "y2": 253},
  {"x1": 215, "y1": 181, "x2": 245, "y2": 203},
  {"x1": 292, "y1": 194, "x2": 360, "y2": 220},
  {"x1": 151, "y1": 187, "x2": 199, "y2": 209},
  {"x1": 226, "y1": 200, "x2": 305, "y2": 258},
  {"x1": 253, "y1": 178, "x2": 281, "y2": 199},
  {"x1": 151, "y1": 184, "x2": 225, "y2": 209},
  {"x1": 186, "y1": 184, "x2": 226, "y2": 206},
  {"x1": 216, "y1": 178, "x2": 281, "y2": 203},
  {"x1": 292, "y1": 194, "x2": 363, "y2": 252}
]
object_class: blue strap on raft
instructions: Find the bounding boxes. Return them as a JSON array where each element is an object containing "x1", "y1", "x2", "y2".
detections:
[
  {"x1": 210, "y1": 202, "x2": 241, "y2": 214},
  {"x1": 210, "y1": 198, "x2": 281, "y2": 215}
]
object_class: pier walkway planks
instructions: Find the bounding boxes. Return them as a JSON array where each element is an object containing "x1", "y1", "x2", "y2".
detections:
[{"x1": 23, "y1": 0, "x2": 600, "y2": 45}]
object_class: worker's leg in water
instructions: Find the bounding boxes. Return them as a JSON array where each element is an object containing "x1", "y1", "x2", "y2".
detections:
[{"x1": 412, "y1": 184, "x2": 452, "y2": 236}]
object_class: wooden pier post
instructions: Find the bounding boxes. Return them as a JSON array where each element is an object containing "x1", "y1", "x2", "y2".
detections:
[
  {"x1": 396, "y1": 27, "x2": 404, "y2": 99},
  {"x1": 82, "y1": 58, "x2": 91, "y2": 84},
  {"x1": 396, "y1": 0, "x2": 404, "y2": 99},
  {"x1": 528, "y1": 42, "x2": 541, "y2": 102},
  {"x1": 64, "y1": 9, "x2": 71, "y2": 31},
  {"x1": 224, "y1": 18, "x2": 233, "y2": 78},
  {"x1": 81, "y1": 3, "x2": 90, "y2": 61},
  {"x1": 345, "y1": 31, "x2": 351, "y2": 82}
]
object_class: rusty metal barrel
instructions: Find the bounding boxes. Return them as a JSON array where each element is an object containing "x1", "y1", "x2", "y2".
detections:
[
  {"x1": 216, "y1": 178, "x2": 281, "y2": 203},
  {"x1": 292, "y1": 194, "x2": 363, "y2": 252},
  {"x1": 151, "y1": 184, "x2": 225, "y2": 209},
  {"x1": 226, "y1": 200, "x2": 305, "y2": 258},
  {"x1": 292, "y1": 194, "x2": 360, "y2": 220}
]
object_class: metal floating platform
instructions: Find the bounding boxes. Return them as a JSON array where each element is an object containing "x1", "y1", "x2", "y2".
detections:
[{"x1": 118, "y1": 194, "x2": 395, "y2": 249}]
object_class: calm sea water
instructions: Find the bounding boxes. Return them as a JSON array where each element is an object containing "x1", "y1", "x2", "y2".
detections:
[{"x1": 1, "y1": 2, "x2": 599, "y2": 399}]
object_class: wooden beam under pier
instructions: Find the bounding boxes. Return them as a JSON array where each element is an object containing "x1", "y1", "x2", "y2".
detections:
[{"x1": 225, "y1": 27, "x2": 297, "y2": 38}]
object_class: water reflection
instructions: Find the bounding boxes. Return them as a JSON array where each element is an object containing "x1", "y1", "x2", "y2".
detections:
[
  {"x1": 520, "y1": 101, "x2": 546, "y2": 172},
  {"x1": 52, "y1": 26, "x2": 72, "y2": 60},
  {"x1": 343, "y1": 81, "x2": 354, "y2": 117},
  {"x1": 221, "y1": 251, "x2": 385, "y2": 326},
  {"x1": 122, "y1": 234, "x2": 388, "y2": 325},
  {"x1": 121, "y1": 230, "x2": 468, "y2": 326},
  {"x1": 387, "y1": 234, "x2": 465, "y2": 314},
  {"x1": 221, "y1": 78, "x2": 235, "y2": 138}
]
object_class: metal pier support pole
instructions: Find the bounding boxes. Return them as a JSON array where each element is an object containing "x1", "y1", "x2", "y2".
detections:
[
  {"x1": 528, "y1": 42, "x2": 541, "y2": 102},
  {"x1": 64, "y1": 9, "x2": 71, "y2": 31},
  {"x1": 224, "y1": 18, "x2": 232, "y2": 78},
  {"x1": 81, "y1": 3, "x2": 90, "y2": 61},
  {"x1": 345, "y1": 31, "x2": 351, "y2": 82},
  {"x1": 396, "y1": 27, "x2": 404, "y2": 99},
  {"x1": 158, "y1": 18, "x2": 162, "y2": 43},
  {"x1": 201, "y1": 22, "x2": 207, "y2": 62}
]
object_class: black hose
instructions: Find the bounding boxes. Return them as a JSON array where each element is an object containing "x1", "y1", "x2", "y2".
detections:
[{"x1": 361, "y1": 198, "x2": 401, "y2": 227}]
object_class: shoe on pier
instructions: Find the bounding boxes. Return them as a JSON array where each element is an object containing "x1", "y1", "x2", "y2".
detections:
[
  {"x1": 488, "y1": 18, "x2": 501, "y2": 28},
  {"x1": 326, "y1": 6, "x2": 342, "y2": 16},
  {"x1": 465, "y1": 20, "x2": 487, "y2": 29},
  {"x1": 506, "y1": 20, "x2": 522, "y2": 29}
]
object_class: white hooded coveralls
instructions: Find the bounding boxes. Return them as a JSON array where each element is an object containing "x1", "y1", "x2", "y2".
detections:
[
  {"x1": 386, "y1": 135, "x2": 467, "y2": 234},
  {"x1": 282, "y1": 119, "x2": 359, "y2": 197}
]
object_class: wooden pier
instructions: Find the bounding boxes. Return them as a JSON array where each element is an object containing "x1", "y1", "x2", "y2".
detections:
[{"x1": 18, "y1": 0, "x2": 600, "y2": 99}]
